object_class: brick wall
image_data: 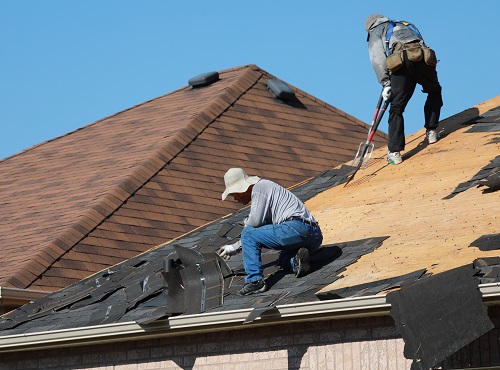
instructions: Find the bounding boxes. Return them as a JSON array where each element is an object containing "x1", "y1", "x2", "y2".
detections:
[{"x1": 0, "y1": 316, "x2": 416, "y2": 370}]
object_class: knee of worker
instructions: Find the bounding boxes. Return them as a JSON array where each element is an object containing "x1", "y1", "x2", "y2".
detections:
[
  {"x1": 390, "y1": 104, "x2": 405, "y2": 115},
  {"x1": 241, "y1": 226, "x2": 256, "y2": 244},
  {"x1": 308, "y1": 233, "x2": 323, "y2": 255},
  {"x1": 426, "y1": 90, "x2": 443, "y2": 108}
]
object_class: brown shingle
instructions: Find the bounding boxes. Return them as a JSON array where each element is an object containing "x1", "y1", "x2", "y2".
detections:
[{"x1": 0, "y1": 64, "x2": 386, "y2": 291}]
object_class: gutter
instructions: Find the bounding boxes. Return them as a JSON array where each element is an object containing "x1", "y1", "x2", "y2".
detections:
[
  {"x1": 0, "y1": 287, "x2": 49, "y2": 314},
  {"x1": 1, "y1": 283, "x2": 499, "y2": 353}
]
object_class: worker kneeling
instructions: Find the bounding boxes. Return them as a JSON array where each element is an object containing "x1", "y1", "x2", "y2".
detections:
[{"x1": 218, "y1": 168, "x2": 323, "y2": 296}]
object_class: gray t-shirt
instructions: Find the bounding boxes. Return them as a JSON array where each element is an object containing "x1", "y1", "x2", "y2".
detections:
[{"x1": 244, "y1": 179, "x2": 315, "y2": 227}]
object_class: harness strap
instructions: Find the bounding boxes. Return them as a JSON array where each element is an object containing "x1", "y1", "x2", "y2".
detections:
[
  {"x1": 385, "y1": 21, "x2": 395, "y2": 56},
  {"x1": 385, "y1": 20, "x2": 423, "y2": 56}
]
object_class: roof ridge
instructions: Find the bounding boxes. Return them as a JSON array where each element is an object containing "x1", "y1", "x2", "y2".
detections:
[
  {"x1": 288, "y1": 83, "x2": 371, "y2": 130},
  {"x1": 9, "y1": 65, "x2": 264, "y2": 289}
]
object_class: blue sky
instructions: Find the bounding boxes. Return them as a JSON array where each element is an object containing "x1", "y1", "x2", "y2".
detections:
[{"x1": 1, "y1": 1, "x2": 499, "y2": 160}]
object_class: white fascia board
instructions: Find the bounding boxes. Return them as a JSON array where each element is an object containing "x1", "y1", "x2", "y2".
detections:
[{"x1": 0, "y1": 283, "x2": 499, "y2": 352}]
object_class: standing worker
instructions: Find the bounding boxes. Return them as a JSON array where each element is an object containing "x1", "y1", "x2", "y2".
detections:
[
  {"x1": 218, "y1": 168, "x2": 323, "y2": 296},
  {"x1": 365, "y1": 14, "x2": 443, "y2": 165}
]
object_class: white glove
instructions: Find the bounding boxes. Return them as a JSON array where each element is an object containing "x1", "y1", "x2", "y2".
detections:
[
  {"x1": 382, "y1": 85, "x2": 392, "y2": 101},
  {"x1": 217, "y1": 240, "x2": 242, "y2": 260}
]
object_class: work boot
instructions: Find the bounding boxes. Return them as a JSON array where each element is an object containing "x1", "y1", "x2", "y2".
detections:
[
  {"x1": 426, "y1": 129, "x2": 439, "y2": 144},
  {"x1": 387, "y1": 151, "x2": 403, "y2": 165},
  {"x1": 237, "y1": 279, "x2": 267, "y2": 296},
  {"x1": 293, "y1": 247, "x2": 310, "y2": 278}
]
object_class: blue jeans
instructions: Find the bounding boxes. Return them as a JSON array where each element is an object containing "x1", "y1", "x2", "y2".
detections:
[{"x1": 240, "y1": 220, "x2": 323, "y2": 283}]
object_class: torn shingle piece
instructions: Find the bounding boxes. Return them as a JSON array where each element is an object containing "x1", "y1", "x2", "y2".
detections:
[
  {"x1": 474, "y1": 256, "x2": 500, "y2": 268},
  {"x1": 134, "y1": 307, "x2": 169, "y2": 325},
  {"x1": 225, "y1": 224, "x2": 244, "y2": 239},
  {"x1": 89, "y1": 303, "x2": 128, "y2": 326},
  {"x1": 480, "y1": 266, "x2": 500, "y2": 279},
  {"x1": 445, "y1": 156, "x2": 500, "y2": 198},
  {"x1": 386, "y1": 264, "x2": 494, "y2": 370},
  {"x1": 316, "y1": 269, "x2": 426, "y2": 300},
  {"x1": 476, "y1": 173, "x2": 500, "y2": 193},
  {"x1": 27, "y1": 286, "x2": 95, "y2": 320},
  {"x1": 473, "y1": 257, "x2": 500, "y2": 284},
  {"x1": 217, "y1": 223, "x2": 234, "y2": 237},
  {"x1": 124, "y1": 272, "x2": 164, "y2": 308},
  {"x1": 465, "y1": 122, "x2": 500, "y2": 133},
  {"x1": 469, "y1": 234, "x2": 500, "y2": 251},
  {"x1": 470, "y1": 167, "x2": 498, "y2": 181},
  {"x1": 244, "y1": 306, "x2": 279, "y2": 324}
]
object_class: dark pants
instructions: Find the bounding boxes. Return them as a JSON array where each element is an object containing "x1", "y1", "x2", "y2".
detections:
[{"x1": 388, "y1": 51, "x2": 443, "y2": 152}]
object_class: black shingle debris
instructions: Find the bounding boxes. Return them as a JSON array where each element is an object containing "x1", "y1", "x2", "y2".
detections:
[
  {"x1": 292, "y1": 165, "x2": 356, "y2": 199},
  {"x1": 386, "y1": 264, "x2": 494, "y2": 370},
  {"x1": 474, "y1": 257, "x2": 500, "y2": 284},
  {"x1": 464, "y1": 107, "x2": 500, "y2": 133},
  {"x1": 316, "y1": 268, "x2": 427, "y2": 300},
  {"x1": 0, "y1": 235, "x2": 390, "y2": 333},
  {"x1": 469, "y1": 234, "x2": 500, "y2": 252},
  {"x1": 0, "y1": 165, "x2": 367, "y2": 335},
  {"x1": 443, "y1": 155, "x2": 500, "y2": 199}
]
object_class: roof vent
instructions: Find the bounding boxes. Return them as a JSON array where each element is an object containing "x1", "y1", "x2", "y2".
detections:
[
  {"x1": 188, "y1": 71, "x2": 219, "y2": 88},
  {"x1": 266, "y1": 79, "x2": 296, "y2": 100}
]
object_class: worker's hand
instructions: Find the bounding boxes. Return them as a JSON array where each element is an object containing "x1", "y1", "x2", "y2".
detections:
[
  {"x1": 217, "y1": 241, "x2": 242, "y2": 260},
  {"x1": 382, "y1": 85, "x2": 392, "y2": 101}
]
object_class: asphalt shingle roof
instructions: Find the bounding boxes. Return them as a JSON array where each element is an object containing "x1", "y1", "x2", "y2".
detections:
[
  {"x1": 1, "y1": 95, "x2": 498, "y2": 337},
  {"x1": 0, "y1": 64, "x2": 386, "y2": 292}
]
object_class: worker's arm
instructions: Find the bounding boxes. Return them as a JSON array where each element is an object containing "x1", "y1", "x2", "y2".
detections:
[{"x1": 368, "y1": 25, "x2": 390, "y2": 87}]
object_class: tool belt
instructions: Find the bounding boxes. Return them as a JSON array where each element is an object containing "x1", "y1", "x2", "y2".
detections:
[{"x1": 386, "y1": 41, "x2": 438, "y2": 72}]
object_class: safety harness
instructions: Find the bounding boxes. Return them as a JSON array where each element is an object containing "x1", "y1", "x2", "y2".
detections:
[{"x1": 385, "y1": 20, "x2": 423, "y2": 55}]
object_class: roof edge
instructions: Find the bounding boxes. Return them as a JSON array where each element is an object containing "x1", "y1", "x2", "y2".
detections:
[
  {"x1": 2, "y1": 283, "x2": 500, "y2": 353},
  {"x1": 0, "y1": 294, "x2": 389, "y2": 353}
]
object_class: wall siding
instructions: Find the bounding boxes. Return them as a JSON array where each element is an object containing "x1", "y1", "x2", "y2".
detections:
[{"x1": 0, "y1": 316, "x2": 411, "y2": 370}]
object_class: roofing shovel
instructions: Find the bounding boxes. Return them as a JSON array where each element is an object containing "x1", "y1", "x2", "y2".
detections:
[{"x1": 344, "y1": 93, "x2": 389, "y2": 187}]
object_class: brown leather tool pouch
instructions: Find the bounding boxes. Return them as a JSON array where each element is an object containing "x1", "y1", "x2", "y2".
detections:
[
  {"x1": 386, "y1": 51, "x2": 404, "y2": 72},
  {"x1": 405, "y1": 42, "x2": 424, "y2": 62},
  {"x1": 422, "y1": 46, "x2": 438, "y2": 66}
]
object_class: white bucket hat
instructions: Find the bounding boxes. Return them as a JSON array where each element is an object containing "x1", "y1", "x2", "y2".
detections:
[{"x1": 222, "y1": 168, "x2": 260, "y2": 201}]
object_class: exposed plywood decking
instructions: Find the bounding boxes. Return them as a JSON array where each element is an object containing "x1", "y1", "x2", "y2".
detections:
[{"x1": 307, "y1": 96, "x2": 500, "y2": 291}]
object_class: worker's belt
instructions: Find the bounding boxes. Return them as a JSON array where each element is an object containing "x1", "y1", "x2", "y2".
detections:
[{"x1": 286, "y1": 216, "x2": 319, "y2": 227}]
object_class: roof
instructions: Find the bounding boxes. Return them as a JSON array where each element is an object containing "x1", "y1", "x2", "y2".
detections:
[
  {"x1": 0, "y1": 96, "x2": 498, "y2": 351},
  {"x1": 0, "y1": 64, "x2": 386, "y2": 292},
  {"x1": 311, "y1": 95, "x2": 500, "y2": 291}
]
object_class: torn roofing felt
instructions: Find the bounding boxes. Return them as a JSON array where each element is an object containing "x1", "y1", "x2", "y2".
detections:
[
  {"x1": 0, "y1": 164, "x2": 393, "y2": 334},
  {"x1": 443, "y1": 155, "x2": 500, "y2": 199},
  {"x1": 469, "y1": 234, "x2": 500, "y2": 252},
  {"x1": 464, "y1": 106, "x2": 500, "y2": 133},
  {"x1": 386, "y1": 263, "x2": 495, "y2": 370},
  {"x1": 316, "y1": 268, "x2": 427, "y2": 300}
]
